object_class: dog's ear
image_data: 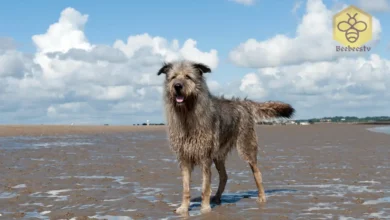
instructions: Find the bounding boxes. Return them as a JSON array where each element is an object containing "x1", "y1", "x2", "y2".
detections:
[
  {"x1": 157, "y1": 62, "x2": 172, "y2": 76},
  {"x1": 193, "y1": 63, "x2": 211, "y2": 75}
]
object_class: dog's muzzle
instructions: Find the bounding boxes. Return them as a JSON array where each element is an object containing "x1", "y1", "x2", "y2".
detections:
[{"x1": 174, "y1": 83, "x2": 184, "y2": 103}]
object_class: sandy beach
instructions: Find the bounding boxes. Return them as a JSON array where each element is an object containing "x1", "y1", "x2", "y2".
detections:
[
  {"x1": 0, "y1": 124, "x2": 389, "y2": 219},
  {"x1": 0, "y1": 125, "x2": 164, "y2": 137}
]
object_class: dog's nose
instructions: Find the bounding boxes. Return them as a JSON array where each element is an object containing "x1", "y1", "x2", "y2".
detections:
[{"x1": 174, "y1": 83, "x2": 183, "y2": 90}]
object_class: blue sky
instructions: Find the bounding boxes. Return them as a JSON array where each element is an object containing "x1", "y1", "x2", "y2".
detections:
[
  {"x1": 1, "y1": 0, "x2": 389, "y2": 83},
  {"x1": 0, "y1": 0, "x2": 302, "y2": 83},
  {"x1": 1, "y1": 0, "x2": 390, "y2": 124}
]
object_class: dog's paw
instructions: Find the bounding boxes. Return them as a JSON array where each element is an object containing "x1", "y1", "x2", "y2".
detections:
[
  {"x1": 175, "y1": 205, "x2": 189, "y2": 215},
  {"x1": 211, "y1": 196, "x2": 221, "y2": 205},
  {"x1": 257, "y1": 195, "x2": 267, "y2": 203},
  {"x1": 200, "y1": 206, "x2": 212, "y2": 213}
]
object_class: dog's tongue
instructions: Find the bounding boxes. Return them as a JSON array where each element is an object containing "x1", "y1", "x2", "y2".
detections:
[{"x1": 176, "y1": 96, "x2": 184, "y2": 103}]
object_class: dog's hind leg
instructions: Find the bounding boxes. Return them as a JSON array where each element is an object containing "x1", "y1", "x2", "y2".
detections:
[
  {"x1": 212, "y1": 159, "x2": 228, "y2": 204},
  {"x1": 248, "y1": 160, "x2": 266, "y2": 203},
  {"x1": 200, "y1": 159, "x2": 212, "y2": 213},
  {"x1": 237, "y1": 129, "x2": 267, "y2": 203},
  {"x1": 176, "y1": 161, "x2": 193, "y2": 215}
]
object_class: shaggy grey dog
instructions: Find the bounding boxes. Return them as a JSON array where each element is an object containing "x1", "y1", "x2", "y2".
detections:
[{"x1": 157, "y1": 60, "x2": 294, "y2": 215}]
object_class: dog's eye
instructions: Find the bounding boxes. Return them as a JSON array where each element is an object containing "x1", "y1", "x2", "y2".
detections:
[
  {"x1": 169, "y1": 76, "x2": 176, "y2": 81},
  {"x1": 186, "y1": 75, "x2": 192, "y2": 80}
]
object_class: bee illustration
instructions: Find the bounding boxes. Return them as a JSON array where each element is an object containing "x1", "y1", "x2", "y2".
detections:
[{"x1": 337, "y1": 13, "x2": 367, "y2": 43}]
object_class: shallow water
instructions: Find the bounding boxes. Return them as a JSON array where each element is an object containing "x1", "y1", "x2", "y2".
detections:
[
  {"x1": 0, "y1": 132, "x2": 166, "y2": 150},
  {"x1": 367, "y1": 125, "x2": 390, "y2": 135}
]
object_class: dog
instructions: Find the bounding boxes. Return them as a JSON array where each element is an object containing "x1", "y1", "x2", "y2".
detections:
[{"x1": 157, "y1": 60, "x2": 294, "y2": 215}]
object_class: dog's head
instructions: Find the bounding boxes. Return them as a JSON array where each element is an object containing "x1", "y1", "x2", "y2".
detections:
[{"x1": 157, "y1": 60, "x2": 211, "y2": 107}]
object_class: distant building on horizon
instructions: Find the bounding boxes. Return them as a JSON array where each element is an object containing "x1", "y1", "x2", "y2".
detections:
[
  {"x1": 319, "y1": 118, "x2": 331, "y2": 123},
  {"x1": 288, "y1": 120, "x2": 297, "y2": 125}
]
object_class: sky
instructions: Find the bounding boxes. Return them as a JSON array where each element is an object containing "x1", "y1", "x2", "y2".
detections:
[{"x1": 0, "y1": 0, "x2": 390, "y2": 125}]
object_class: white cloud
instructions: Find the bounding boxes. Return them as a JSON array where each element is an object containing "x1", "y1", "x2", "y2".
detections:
[
  {"x1": 113, "y1": 35, "x2": 218, "y2": 69},
  {"x1": 227, "y1": 0, "x2": 390, "y2": 119},
  {"x1": 229, "y1": 0, "x2": 255, "y2": 6},
  {"x1": 0, "y1": 7, "x2": 219, "y2": 124},
  {"x1": 239, "y1": 73, "x2": 267, "y2": 98},
  {"x1": 357, "y1": 0, "x2": 390, "y2": 12},
  {"x1": 233, "y1": 53, "x2": 390, "y2": 119},
  {"x1": 229, "y1": 0, "x2": 382, "y2": 68},
  {"x1": 0, "y1": 51, "x2": 29, "y2": 78},
  {"x1": 32, "y1": 7, "x2": 91, "y2": 54}
]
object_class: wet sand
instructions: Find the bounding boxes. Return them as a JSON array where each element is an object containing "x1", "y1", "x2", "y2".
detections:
[
  {"x1": 0, "y1": 125, "x2": 163, "y2": 137},
  {"x1": 0, "y1": 124, "x2": 389, "y2": 219}
]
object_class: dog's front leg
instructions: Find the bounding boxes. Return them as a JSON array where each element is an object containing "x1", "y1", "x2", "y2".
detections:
[
  {"x1": 176, "y1": 161, "x2": 192, "y2": 215},
  {"x1": 200, "y1": 160, "x2": 212, "y2": 213}
]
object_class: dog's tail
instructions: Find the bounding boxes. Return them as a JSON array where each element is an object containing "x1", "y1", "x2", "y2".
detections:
[{"x1": 246, "y1": 100, "x2": 295, "y2": 122}]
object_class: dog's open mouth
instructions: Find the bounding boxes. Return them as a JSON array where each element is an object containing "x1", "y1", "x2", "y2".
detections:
[{"x1": 175, "y1": 95, "x2": 184, "y2": 103}]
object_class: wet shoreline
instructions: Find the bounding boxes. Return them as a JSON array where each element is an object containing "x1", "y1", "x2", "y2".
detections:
[{"x1": 0, "y1": 124, "x2": 389, "y2": 219}]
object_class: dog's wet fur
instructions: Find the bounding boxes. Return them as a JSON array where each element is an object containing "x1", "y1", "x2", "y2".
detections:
[{"x1": 157, "y1": 60, "x2": 295, "y2": 215}]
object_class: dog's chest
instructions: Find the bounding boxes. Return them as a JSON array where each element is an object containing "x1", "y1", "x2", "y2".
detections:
[
  {"x1": 168, "y1": 127, "x2": 214, "y2": 159},
  {"x1": 169, "y1": 128, "x2": 212, "y2": 146}
]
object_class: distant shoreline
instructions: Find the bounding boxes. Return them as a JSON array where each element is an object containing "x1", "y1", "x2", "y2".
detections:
[{"x1": 355, "y1": 121, "x2": 390, "y2": 125}]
